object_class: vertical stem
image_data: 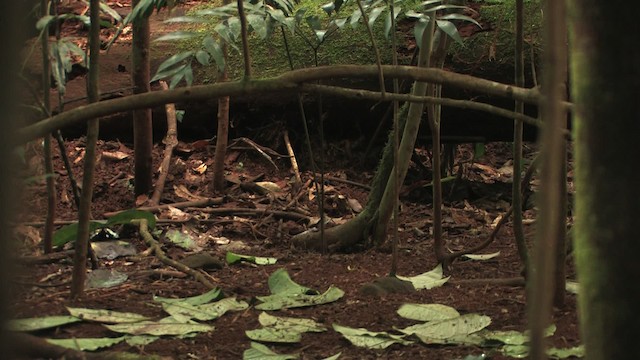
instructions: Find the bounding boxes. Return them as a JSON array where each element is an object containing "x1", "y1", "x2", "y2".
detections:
[
  {"x1": 389, "y1": 0, "x2": 399, "y2": 276},
  {"x1": 528, "y1": 0, "x2": 566, "y2": 358},
  {"x1": 71, "y1": 0, "x2": 101, "y2": 299},
  {"x1": 41, "y1": 0, "x2": 55, "y2": 254},
  {"x1": 356, "y1": 0, "x2": 385, "y2": 96},
  {"x1": 132, "y1": 0, "x2": 153, "y2": 196},
  {"x1": 236, "y1": 0, "x2": 252, "y2": 79},
  {"x1": 512, "y1": 0, "x2": 529, "y2": 272}
]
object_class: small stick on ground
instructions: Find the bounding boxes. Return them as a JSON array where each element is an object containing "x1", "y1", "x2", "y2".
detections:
[
  {"x1": 199, "y1": 207, "x2": 310, "y2": 222},
  {"x1": 134, "y1": 219, "x2": 216, "y2": 289},
  {"x1": 149, "y1": 81, "x2": 179, "y2": 206},
  {"x1": 284, "y1": 129, "x2": 301, "y2": 185}
]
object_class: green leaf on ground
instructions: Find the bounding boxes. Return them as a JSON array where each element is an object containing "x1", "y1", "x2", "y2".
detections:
[
  {"x1": 258, "y1": 312, "x2": 326, "y2": 333},
  {"x1": 198, "y1": 297, "x2": 250, "y2": 318},
  {"x1": 8, "y1": 315, "x2": 81, "y2": 332},
  {"x1": 397, "y1": 264, "x2": 450, "y2": 290},
  {"x1": 124, "y1": 335, "x2": 159, "y2": 346},
  {"x1": 255, "y1": 286, "x2": 344, "y2": 310},
  {"x1": 226, "y1": 251, "x2": 278, "y2": 265},
  {"x1": 332, "y1": 323, "x2": 413, "y2": 349},
  {"x1": 245, "y1": 312, "x2": 327, "y2": 343},
  {"x1": 154, "y1": 288, "x2": 222, "y2": 306},
  {"x1": 66, "y1": 307, "x2": 150, "y2": 324},
  {"x1": 397, "y1": 303, "x2": 460, "y2": 322},
  {"x1": 243, "y1": 341, "x2": 299, "y2": 359},
  {"x1": 547, "y1": 345, "x2": 584, "y2": 359},
  {"x1": 160, "y1": 297, "x2": 248, "y2": 323},
  {"x1": 399, "y1": 313, "x2": 492, "y2": 344},
  {"x1": 46, "y1": 336, "x2": 126, "y2": 351},
  {"x1": 165, "y1": 229, "x2": 197, "y2": 250},
  {"x1": 86, "y1": 269, "x2": 128, "y2": 289},
  {"x1": 104, "y1": 320, "x2": 213, "y2": 336},
  {"x1": 245, "y1": 327, "x2": 302, "y2": 343},
  {"x1": 267, "y1": 268, "x2": 316, "y2": 296},
  {"x1": 500, "y1": 344, "x2": 584, "y2": 359}
]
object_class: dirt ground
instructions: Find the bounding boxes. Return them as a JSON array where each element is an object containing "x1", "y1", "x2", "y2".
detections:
[{"x1": 13, "y1": 1, "x2": 580, "y2": 359}]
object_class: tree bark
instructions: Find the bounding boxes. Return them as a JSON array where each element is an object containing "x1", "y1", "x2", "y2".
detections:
[
  {"x1": 132, "y1": 0, "x2": 153, "y2": 196},
  {"x1": 569, "y1": 1, "x2": 640, "y2": 358}
]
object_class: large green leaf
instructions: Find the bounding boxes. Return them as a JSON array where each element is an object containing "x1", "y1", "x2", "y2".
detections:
[
  {"x1": 397, "y1": 303, "x2": 460, "y2": 322},
  {"x1": 255, "y1": 286, "x2": 344, "y2": 310},
  {"x1": 202, "y1": 35, "x2": 225, "y2": 71},
  {"x1": 397, "y1": 264, "x2": 450, "y2": 290},
  {"x1": 384, "y1": 6, "x2": 401, "y2": 39},
  {"x1": 439, "y1": 13, "x2": 481, "y2": 28},
  {"x1": 247, "y1": 14, "x2": 268, "y2": 39},
  {"x1": 367, "y1": 7, "x2": 385, "y2": 27},
  {"x1": 399, "y1": 313, "x2": 492, "y2": 344},
  {"x1": 66, "y1": 307, "x2": 150, "y2": 324},
  {"x1": 105, "y1": 320, "x2": 213, "y2": 336},
  {"x1": 53, "y1": 221, "x2": 105, "y2": 247},
  {"x1": 155, "y1": 51, "x2": 194, "y2": 73},
  {"x1": 268, "y1": 268, "x2": 315, "y2": 296},
  {"x1": 9, "y1": 316, "x2": 81, "y2": 332},
  {"x1": 154, "y1": 288, "x2": 222, "y2": 306},
  {"x1": 106, "y1": 209, "x2": 156, "y2": 229},
  {"x1": 436, "y1": 20, "x2": 463, "y2": 45},
  {"x1": 46, "y1": 336, "x2": 126, "y2": 351},
  {"x1": 151, "y1": 62, "x2": 187, "y2": 83},
  {"x1": 154, "y1": 31, "x2": 198, "y2": 42}
]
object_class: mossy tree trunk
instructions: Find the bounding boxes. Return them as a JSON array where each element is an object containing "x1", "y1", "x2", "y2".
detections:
[{"x1": 569, "y1": 1, "x2": 640, "y2": 358}]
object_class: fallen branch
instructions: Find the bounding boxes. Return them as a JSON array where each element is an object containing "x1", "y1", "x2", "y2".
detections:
[
  {"x1": 149, "y1": 81, "x2": 179, "y2": 206},
  {"x1": 200, "y1": 207, "x2": 310, "y2": 223},
  {"x1": 102, "y1": 197, "x2": 224, "y2": 217},
  {"x1": 449, "y1": 277, "x2": 525, "y2": 286},
  {"x1": 17, "y1": 65, "x2": 561, "y2": 144},
  {"x1": 134, "y1": 218, "x2": 216, "y2": 289}
]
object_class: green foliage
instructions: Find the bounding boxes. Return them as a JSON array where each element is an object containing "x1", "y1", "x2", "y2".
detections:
[{"x1": 52, "y1": 209, "x2": 155, "y2": 247}]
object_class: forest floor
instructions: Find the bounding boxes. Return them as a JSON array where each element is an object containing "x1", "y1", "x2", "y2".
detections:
[{"x1": 13, "y1": 1, "x2": 580, "y2": 359}]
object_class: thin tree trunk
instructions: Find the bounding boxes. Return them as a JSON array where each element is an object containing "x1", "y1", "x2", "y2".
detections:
[
  {"x1": 211, "y1": 0, "x2": 230, "y2": 193},
  {"x1": 70, "y1": 0, "x2": 101, "y2": 299},
  {"x1": 132, "y1": 0, "x2": 153, "y2": 196},
  {"x1": 512, "y1": 0, "x2": 529, "y2": 271},
  {"x1": 528, "y1": 0, "x2": 566, "y2": 358},
  {"x1": 41, "y1": 0, "x2": 56, "y2": 254},
  {"x1": 568, "y1": 1, "x2": 640, "y2": 358}
]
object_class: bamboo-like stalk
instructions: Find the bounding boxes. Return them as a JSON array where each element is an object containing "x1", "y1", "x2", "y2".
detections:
[{"x1": 70, "y1": 0, "x2": 101, "y2": 299}]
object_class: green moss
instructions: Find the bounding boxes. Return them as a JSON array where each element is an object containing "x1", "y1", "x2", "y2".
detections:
[{"x1": 448, "y1": 0, "x2": 542, "y2": 75}]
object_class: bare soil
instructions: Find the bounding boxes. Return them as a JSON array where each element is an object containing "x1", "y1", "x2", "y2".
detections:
[{"x1": 13, "y1": 1, "x2": 580, "y2": 359}]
